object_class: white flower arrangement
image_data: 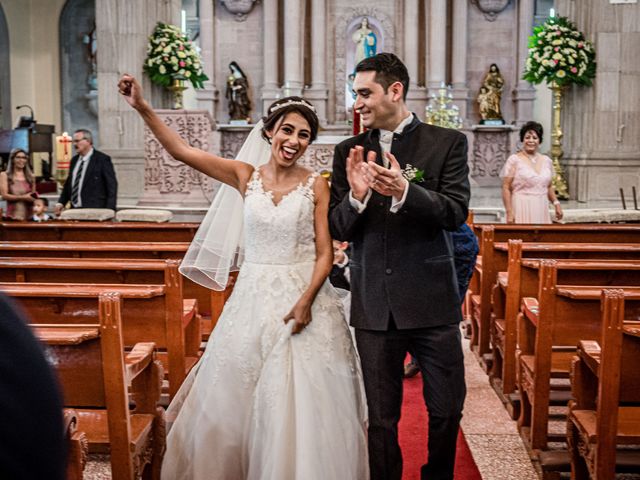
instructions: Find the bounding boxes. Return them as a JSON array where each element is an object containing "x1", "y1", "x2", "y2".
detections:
[
  {"x1": 523, "y1": 16, "x2": 596, "y2": 87},
  {"x1": 143, "y1": 22, "x2": 208, "y2": 89}
]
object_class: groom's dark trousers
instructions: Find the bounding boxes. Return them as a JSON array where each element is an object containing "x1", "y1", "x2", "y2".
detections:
[{"x1": 329, "y1": 116, "x2": 470, "y2": 480}]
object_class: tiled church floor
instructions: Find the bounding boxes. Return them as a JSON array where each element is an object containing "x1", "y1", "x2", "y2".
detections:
[
  {"x1": 84, "y1": 332, "x2": 542, "y2": 479},
  {"x1": 459, "y1": 335, "x2": 539, "y2": 480}
]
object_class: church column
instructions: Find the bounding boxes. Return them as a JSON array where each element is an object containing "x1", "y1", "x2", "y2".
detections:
[
  {"x1": 306, "y1": 0, "x2": 328, "y2": 124},
  {"x1": 282, "y1": 0, "x2": 304, "y2": 97},
  {"x1": 262, "y1": 0, "x2": 280, "y2": 113},
  {"x1": 196, "y1": 0, "x2": 218, "y2": 118},
  {"x1": 404, "y1": 0, "x2": 419, "y2": 89},
  {"x1": 96, "y1": 0, "x2": 180, "y2": 206},
  {"x1": 404, "y1": 0, "x2": 428, "y2": 114},
  {"x1": 513, "y1": 0, "x2": 536, "y2": 125},
  {"x1": 451, "y1": 0, "x2": 469, "y2": 121},
  {"x1": 427, "y1": 0, "x2": 447, "y2": 92}
]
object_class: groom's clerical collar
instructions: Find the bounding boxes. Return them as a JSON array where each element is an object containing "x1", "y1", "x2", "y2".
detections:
[{"x1": 378, "y1": 113, "x2": 414, "y2": 166}]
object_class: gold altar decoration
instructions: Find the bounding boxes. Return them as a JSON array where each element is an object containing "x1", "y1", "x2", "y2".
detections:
[
  {"x1": 425, "y1": 83, "x2": 462, "y2": 129},
  {"x1": 55, "y1": 131, "x2": 73, "y2": 188},
  {"x1": 523, "y1": 15, "x2": 597, "y2": 200},
  {"x1": 549, "y1": 82, "x2": 569, "y2": 199},
  {"x1": 168, "y1": 77, "x2": 188, "y2": 110}
]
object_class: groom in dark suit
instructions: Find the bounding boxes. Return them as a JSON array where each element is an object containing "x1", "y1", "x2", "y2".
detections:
[
  {"x1": 329, "y1": 53, "x2": 470, "y2": 480},
  {"x1": 55, "y1": 128, "x2": 118, "y2": 216}
]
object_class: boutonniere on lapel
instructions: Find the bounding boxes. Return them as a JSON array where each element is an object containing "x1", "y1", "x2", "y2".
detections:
[{"x1": 401, "y1": 164, "x2": 425, "y2": 183}]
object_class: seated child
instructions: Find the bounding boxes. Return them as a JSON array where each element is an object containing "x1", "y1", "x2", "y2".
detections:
[{"x1": 31, "y1": 197, "x2": 52, "y2": 222}]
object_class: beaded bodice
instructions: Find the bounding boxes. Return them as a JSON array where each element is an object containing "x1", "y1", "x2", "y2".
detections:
[{"x1": 243, "y1": 169, "x2": 318, "y2": 264}]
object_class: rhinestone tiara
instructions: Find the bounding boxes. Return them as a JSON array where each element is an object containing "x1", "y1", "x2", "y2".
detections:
[{"x1": 270, "y1": 98, "x2": 316, "y2": 113}]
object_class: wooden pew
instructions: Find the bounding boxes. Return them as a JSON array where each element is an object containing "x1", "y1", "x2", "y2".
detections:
[
  {"x1": 0, "y1": 240, "x2": 189, "y2": 259},
  {"x1": 567, "y1": 290, "x2": 640, "y2": 479},
  {"x1": 516, "y1": 267, "x2": 640, "y2": 451},
  {"x1": 470, "y1": 237, "x2": 640, "y2": 364},
  {"x1": 0, "y1": 242, "x2": 231, "y2": 321},
  {"x1": 0, "y1": 220, "x2": 199, "y2": 242},
  {"x1": 473, "y1": 224, "x2": 640, "y2": 255},
  {"x1": 490, "y1": 241, "x2": 640, "y2": 406},
  {"x1": 33, "y1": 292, "x2": 165, "y2": 480},
  {"x1": 4, "y1": 281, "x2": 198, "y2": 398},
  {"x1": 0, "y1": 256, "x2": 204, "y2": 336},
  {"x1": 64, "y1": 409, "x2": 88, "y2": 480}
]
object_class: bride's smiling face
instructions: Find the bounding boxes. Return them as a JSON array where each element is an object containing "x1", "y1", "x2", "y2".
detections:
[{"x1": 267, "y1": 113, "x2": 312, "y2": 167}]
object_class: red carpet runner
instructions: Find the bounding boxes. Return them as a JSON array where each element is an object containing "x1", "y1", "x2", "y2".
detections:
[{"x1": 399, "y1": 374, "x2": 482, "y2": 480}]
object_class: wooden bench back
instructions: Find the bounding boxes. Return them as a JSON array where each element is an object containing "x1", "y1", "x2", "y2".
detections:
[
  {"x1": 0, "y1": 221, "x2": 199, "y2": 242},
  {"x1": 0, "y1": 241, "x2": 189, "y2": 259},
  {"x1": 474, "y1": 224, "x2": 640, "y2": 255}
]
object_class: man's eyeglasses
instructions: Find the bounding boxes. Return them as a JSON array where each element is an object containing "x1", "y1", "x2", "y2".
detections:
[
  {"x1": 72, "y1": 138, "x2": 88, "y2": 144},
  {"x1": 14, "y1": 155, "x2": 29, "y2": 160}
]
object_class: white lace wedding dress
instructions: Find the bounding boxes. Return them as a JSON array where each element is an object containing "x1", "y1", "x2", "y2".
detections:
[{"x1": 161, "y1": 170, "x2": 369, "y2": 480}]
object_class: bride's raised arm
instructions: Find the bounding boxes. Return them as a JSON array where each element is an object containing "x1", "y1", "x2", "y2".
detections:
[{"x1": 118, "y1": 74, "x2": 254, "y2": 193}]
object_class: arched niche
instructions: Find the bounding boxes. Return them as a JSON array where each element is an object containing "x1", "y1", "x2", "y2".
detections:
[
  {"x1": 334, "y1": 8, "x2": 394, "y2": 122},
  {"x1": 0, "y1": 4, "x2": 11, "y2": 129},
  {"x1": 344, "y1": 16, "x2": 385, "y2": 113},
  {"x1": 59, "y1": 0, "x2": 98, "y2": 144}
]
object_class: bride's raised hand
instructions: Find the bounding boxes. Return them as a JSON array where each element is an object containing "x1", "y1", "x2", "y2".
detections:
[
  {"x1": 118, "y1": 74, "x2": 147, "y2": 110},
  {"x1": 283, "y1": 298, "x2": 312, "y2": 335}
]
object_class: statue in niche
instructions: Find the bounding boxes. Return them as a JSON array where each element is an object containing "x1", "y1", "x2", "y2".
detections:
[
  {"x1": 82, "y1": 22, "x2": 98, "y2": 91},
  {"x1": 477, "y1": 63, "x2": 505, "y2": 124},
  {"x1": 226, "y1": 61, "x2": 252, "y2": 123},
  {"x1": 352, "y1": 17, "x2": 377, "y2": 67}
]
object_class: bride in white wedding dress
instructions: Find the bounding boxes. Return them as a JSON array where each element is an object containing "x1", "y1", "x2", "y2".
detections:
[{"x1": 119, "y1": 75, "x2": 369, "y2": 480}]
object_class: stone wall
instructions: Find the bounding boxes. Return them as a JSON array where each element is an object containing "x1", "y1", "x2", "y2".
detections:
[{"x1": 557, "y1": 0, "x2": 640, "y2": 203}]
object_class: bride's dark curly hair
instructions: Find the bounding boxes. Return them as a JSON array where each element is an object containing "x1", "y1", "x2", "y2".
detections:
[{"x1": 261, "y1": 96, "x2": 319, "y2": 143}]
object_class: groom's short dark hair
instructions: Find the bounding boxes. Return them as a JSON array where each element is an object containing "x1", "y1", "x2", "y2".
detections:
[{"x1": 355, "y1": 53, "x2": 410, "y2": 101}]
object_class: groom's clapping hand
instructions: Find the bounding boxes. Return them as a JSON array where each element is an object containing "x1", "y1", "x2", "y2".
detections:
[
  {"x1": 346, "y1": 146, "x2": 374, "y2": 202},
  {"x1": 362, "y1": 152, "x2": 408, "y2": 198}
]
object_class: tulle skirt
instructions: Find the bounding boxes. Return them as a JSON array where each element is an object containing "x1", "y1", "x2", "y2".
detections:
[
  {"x1": 161, "y1": 261, "x2": 369, "y2": 480},
  {"x1": 513, "y1": 193, "x2": 552, "y2": 224}
]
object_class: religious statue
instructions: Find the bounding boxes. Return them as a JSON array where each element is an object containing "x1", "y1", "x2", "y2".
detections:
[
  {"x1": 477, "y1": 63, "x2": 505, "y2": 124},
  {"x1": 352, "y1": 17, "x2": 377, "y2": 67},
  {"x1": 82, "y1": 22, "x2": 98, "y2": 91},
  {"x1": 226, "y1": 61, "x2": 251, "y2": 123}
]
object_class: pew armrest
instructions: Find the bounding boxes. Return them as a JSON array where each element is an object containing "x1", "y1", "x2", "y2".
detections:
[
  {"x1": 125, "y1": 342, "x2": 155, "y2": 385},
  {"x1": 521, "y1": 297, "x2": 539, "y2": 326}
]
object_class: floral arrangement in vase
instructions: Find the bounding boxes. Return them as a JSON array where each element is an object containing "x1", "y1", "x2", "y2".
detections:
[
  {"x1": 523, "y1": 15, "x2": 596, "y2": 87},
  {"x1": 143, "y1": 22, "x2": 208, "y2": 89}
]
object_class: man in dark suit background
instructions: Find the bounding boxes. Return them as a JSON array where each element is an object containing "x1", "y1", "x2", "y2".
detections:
[
  {"x1": 329, "y1": 53, "x2": 470, "y2": 480},
  {"x1": 55, "y1": 128, "x2": 118, "y2": 216}
]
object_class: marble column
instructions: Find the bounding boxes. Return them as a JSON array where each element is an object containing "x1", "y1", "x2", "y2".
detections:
[
  {"x1": 451, "y1": 0, "x2": 469, "y2": 121},
  {"x1": 282, "y1": 0, "x2": 304, "y2": 97},
  {"x1": 306, "y1": 0, "x2": 328, "y2": 124},
  {"x1": 427, "y1": 0, "x2": 447, "y2": 91},
  {"x1": 404, "y1": 0, "x2": 419, "y2": 88},
  {"x1": 404, "y1": 0, "x2": 428, "y2": 114},
  {"x1": 96, "y1": 0, "x2": 181, "y2": 207},
  {"x1": 513, "y1": 0, "x2": 536, "y2": 126},
  {"x1": 556, "y1": 0, "x2": 640, "y2": 203},
  {"x1": 261, "y1": 0, "x2": 280, "y2": 113},
  {"x1": 195, "y1": 0, "x2": 218, "y2": 119}
]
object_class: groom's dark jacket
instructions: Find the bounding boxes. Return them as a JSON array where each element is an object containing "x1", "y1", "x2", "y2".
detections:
[{"x1": 329, "y1": 115, "x2": 470, "y2": 330}]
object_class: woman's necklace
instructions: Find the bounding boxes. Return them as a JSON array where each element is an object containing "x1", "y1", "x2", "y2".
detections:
[{"x1": 523, "y1": 152, "x2": 538, "y2": 164}]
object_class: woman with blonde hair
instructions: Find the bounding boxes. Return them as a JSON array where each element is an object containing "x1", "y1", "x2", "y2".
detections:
[{"x1": 0, "y1": 148, "x2": 36, "y2": 220}]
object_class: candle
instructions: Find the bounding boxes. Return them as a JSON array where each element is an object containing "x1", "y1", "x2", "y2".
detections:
[{"x1": 55, "y1": 132, "x2": 73, "y2": 172}]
